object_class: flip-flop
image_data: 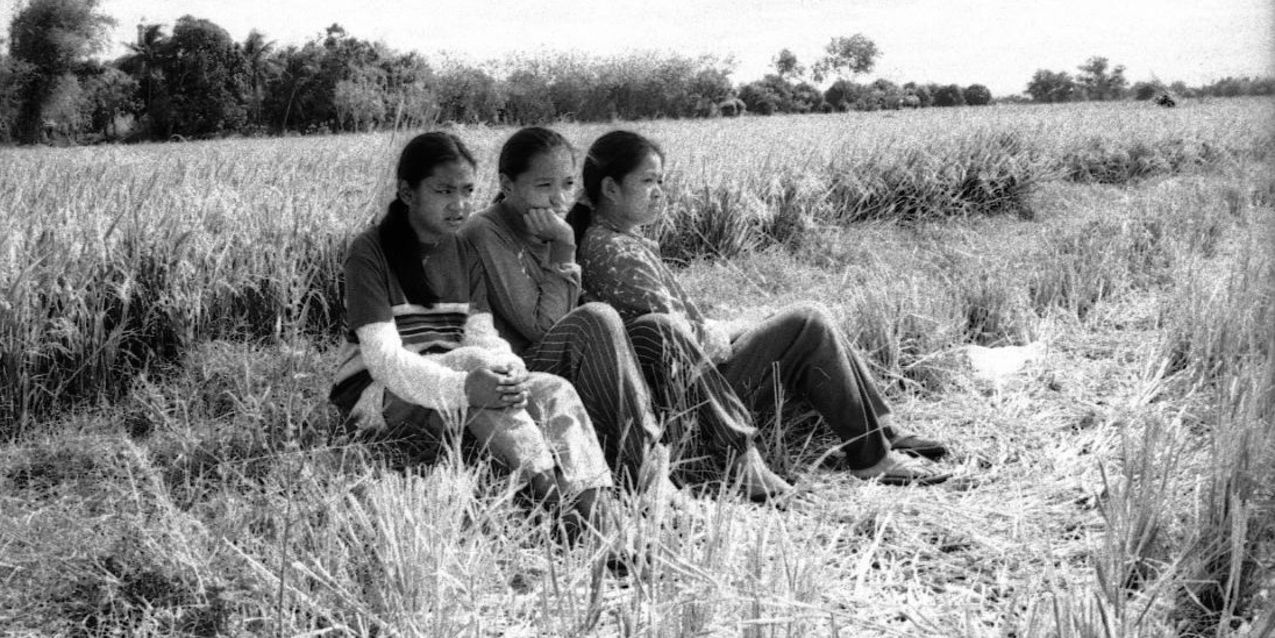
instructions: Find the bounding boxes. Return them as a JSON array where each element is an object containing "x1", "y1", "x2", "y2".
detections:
[
  {"x1": 890, "y1": 435, "x2": 950, "y2": 461},
  {"x1": 876, "y1": 468, "x2": 952, "y2": 487}
]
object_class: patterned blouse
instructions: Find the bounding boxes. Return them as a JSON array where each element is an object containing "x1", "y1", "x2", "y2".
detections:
[{"x1": 578, "y1": 222, "x2": 711, "y2": 341}]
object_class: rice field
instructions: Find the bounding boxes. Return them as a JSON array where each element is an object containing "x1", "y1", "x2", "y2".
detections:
[{"x1": 0, "y1": 98, "x2": 1272, "y2": 636}]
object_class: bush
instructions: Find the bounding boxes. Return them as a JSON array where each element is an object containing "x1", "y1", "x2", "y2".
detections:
[
  {"x1": 1132, "y1": 81, "x2": 1165, "y2": 101},
  {"x1": 963, "y1": 84, "x2": 992, "y2": 106},
  {"x1": 738, "y1": 82, "x2": 779, "y2": 115},
  {"x1": 932, "y1": 84, "x2": 966, "y2": 107},
  {"x1": 1061, "y1": 136, "x2": 1227, "y2": 184}
]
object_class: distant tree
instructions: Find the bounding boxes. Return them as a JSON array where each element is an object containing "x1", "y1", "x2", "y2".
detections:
[
  {"x1": 718, "y1": 96, "x2": 745, "y2": 117},
  {"x1": 823, "y1": 79, "x2": 864, "y2": 111},
  {"x1": 0, "y1": 53, "x2": 30, "y2": 141},
  {"x1": 737, "y1": 80, "x2": 780, "y2": 115},
  {"x1": 867, "y1": 78, "x2": 901, "y2": 109},
  {"x1": 904, "y1": 82, "x2": 933, "y2": 107},
  {"x1": 790, "y1": 81, "x2": 825, "y2": 113},
  {"x1": 932, "y1": 83, "x2": 965, "y2": 107},
  {"x1": 380, "y1": 51, "x2": 434, "y2": 127},
  {"x1": 527, "y1": 52, "x2": 591, "y2": 118},
  {"x1": 1197, "y1": 75, "x2": 1274, "y2": 97},
  {"x1": 319, "y1": 25, "x2": 385, "y2": 126},
  {"x1": 118, "y1": 23, "x2": 167, "y2": 132},
  {"x1": 858, "y1": 89, "x2": 886, "y2": 111},
  {"x1": 240, "y1": 30, "x2": 279, "y2": 127},
  {"x1": 811, "y1": 34, "x2": 879, "y2": 83},
  {"x1": 773, "y1": 48, "x2": 804, "y2": 81},
  {"x1": 333, "y1": 69, "x2": 386, "y2": 131},
  {"x1": 433, "y1": 61, "x2": 502, "y2": 123},
  {"x1": 254, "y1": 24, "x2": 397, "y2": 134},
  {"x1": 157, "y1": 16, "x2": 248, "y2": 137},
  {"x1": 1168, "y1": 80, "x2": 1190, "y2": 98},
  {"x1": 264, "y1": 44, "x2": 321, "y2": 132},
  {"x1": 503, "y1": 68, "x2": 555, "y2": 123},
  {"x1": 8, "y1": 0, "x2": 115, "y2": 143},
  {"x1": 1131, "y1": 81, "x2": 1164, "y2": 101},
  {"x1": 870, "y1": 78, "x2": 896, "y2": 93},
  {"x1": 757, "y1": 74, "x2": 797, "y2": 112},
  {"x1": 688, "y1": 65, "x2": 735, "y2": 116},
  {"x1": 1026, "y1": 69, "x2": 1078, "y2": 103},
  {"x1": 79, "y1": 62, "x2": 136, "y2": 138},
  {"x1": 39, "y1": 72, "x2": 82, "y2": 138},
  {"x1": 1076, "y1": 56, "x2": 1127, "y2": 100},
  {"x1": 962, "y1": 83, "x2": 992, "y2": 106}
]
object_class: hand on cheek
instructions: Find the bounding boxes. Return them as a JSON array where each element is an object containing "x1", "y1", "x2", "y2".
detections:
[{"x1": 525, "y1": 207, "x2": 573, "y2": 244}]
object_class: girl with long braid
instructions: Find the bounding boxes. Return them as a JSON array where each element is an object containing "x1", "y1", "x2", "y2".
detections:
[{"x1": 329, "y1": 132, "x2": 614, "y2": 540}]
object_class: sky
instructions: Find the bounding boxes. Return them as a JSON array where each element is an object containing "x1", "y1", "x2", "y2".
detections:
[{"x1": 3, "y1": 0, "x2": 1273, "y2": 96}]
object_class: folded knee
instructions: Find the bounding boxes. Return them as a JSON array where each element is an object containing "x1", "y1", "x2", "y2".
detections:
[
  {"x1": 783, "y1": 302, "x2": 836, "y2": 333},
  {"x1": 630, "y1": 312, "x2": 696, "y2": 339},
  {"x1": 573, "y1": 302, "x2": 628, "y2": 338}
]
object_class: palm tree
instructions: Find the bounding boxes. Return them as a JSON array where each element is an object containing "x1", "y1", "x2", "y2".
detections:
[
  {"x1": 119, "y1": 23, "x2": 165, "y2": 119},
  {"x1": 277, "y1": 47, "x2": 320, "y2": 132},
  {"x1": 240, "y1": 30, "x2": 279, "y2": 127}
]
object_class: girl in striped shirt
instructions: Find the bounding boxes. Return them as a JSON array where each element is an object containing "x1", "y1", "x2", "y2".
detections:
[{"x1": 330, "y1": 132, "x2": 614, "y2": 541}]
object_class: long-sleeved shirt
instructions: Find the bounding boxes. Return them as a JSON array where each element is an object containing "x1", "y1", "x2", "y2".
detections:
[
  {"x1": 459, "y1": 202, "x2": 581, "y2": 355},
  {"x1": 330, "y1": 225, "x2": 515, "y2": 418},
  {"x1": 577, "y1": 222, "x2": 733, "y2": 360}
]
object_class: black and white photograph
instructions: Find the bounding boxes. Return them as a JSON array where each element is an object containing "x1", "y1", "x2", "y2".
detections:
[{"x1": 1, "y1": 0, "x2": 1272, "y2": 635}]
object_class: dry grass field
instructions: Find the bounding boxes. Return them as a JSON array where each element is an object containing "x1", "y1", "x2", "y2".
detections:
[{"x1": 0, "y1": 98, "x2": 1272, "y2": 636}]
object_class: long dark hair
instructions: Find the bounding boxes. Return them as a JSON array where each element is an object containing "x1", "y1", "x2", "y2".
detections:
[
  {"x1": 379, "y1": 132, "x2": 476, "y2": 305},
  {"x1": 493, "y1": 126, "x2": 573, "y2": 203},
  {"x1": 565, "y1": 130, "x2": 664, "y2": 245}
]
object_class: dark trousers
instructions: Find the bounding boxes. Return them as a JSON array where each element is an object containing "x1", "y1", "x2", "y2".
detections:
[
  {"x1": 522, "y1": 302, "x2": 663, "y2": 488},
  {"x1": 628, "y1": 314, "x2": 755, "y2": 481},
  {"x1": 631, "y1": 303, "x2": 893, "y2": 471}
]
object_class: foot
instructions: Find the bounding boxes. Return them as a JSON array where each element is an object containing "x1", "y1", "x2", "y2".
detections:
[
  {"x1": 889, "y1": 433, "x2": 950, "y2": 461},
  {"x1": 637, "y1": 444, "x2": 693, "y2": 514},
  {"x1": 849, "y1": 451, "x2": 950, "y2": 486},
  {"x1": 734, "y1": 447, "x2": 793, "y2": 502}
]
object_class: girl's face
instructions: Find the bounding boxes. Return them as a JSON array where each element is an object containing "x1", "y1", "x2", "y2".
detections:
[
  {"x1": 500, "y1": 147, "x2": 577, "y2": 217},
  {"x1": 605, "y1": 152, "x2": 665, "y2": 229},
  {"x1": 399, "y1": 160, "x2": 477, "y2": 243}
]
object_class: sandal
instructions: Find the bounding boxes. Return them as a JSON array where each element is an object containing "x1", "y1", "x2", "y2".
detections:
[
  {"x1": 889, "y1": 434, "x2": 950, "y2": 461},
  {"x1": 850, "y1": 451, "x2": 951, "y2": 487}
]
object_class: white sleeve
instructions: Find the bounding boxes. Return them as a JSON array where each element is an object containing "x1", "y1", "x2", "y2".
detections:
[
  {"x1": 462, "y1": 312, "x2": 523, "y2": 369},
  {"x1": 356, "y1": 322, "x2": 469, "y2": 418}
]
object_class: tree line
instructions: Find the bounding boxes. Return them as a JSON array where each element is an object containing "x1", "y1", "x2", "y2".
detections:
[
  {"x1": 3, "y1": 1, "x2": 1270, "y2": 145},
  {"x1": 1025, "y1": 56, "x2": 1275, "y2": 104},
  {"x1": 0, "y1": 1, "x2": 1002, "y2": 144}
]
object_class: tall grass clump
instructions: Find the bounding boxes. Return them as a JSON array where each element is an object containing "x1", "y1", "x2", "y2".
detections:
[
  {"x1": 650, "y1": 130, "x2": 1045, "y2": 264},
  {"x1": 1029, "y1": 174, "x2": 1249, "y2": 321},
  {"x1": 1162, "y1": 204, "x2": 1273, "y2": 635},
  {"x1": 0, "y1": 142, "x2": 376, "y2": 436},
  {"x1": 1037, "y1": 188, "x2": 1275, "y2": 637},
  {"x1": 1061, "y1": 136, "x2": 1227, "y2": 184},
  {"x1": 1051, "y1": 97, "x2": 1272, "y2": 186},
  {"x1": 1157, "y1": 173, "x2": 1271, "y2": 383},
  {"x1": 827, "y1": 130, "x2": 1043, "y2": 223},
  {"x1": 654, "y1": 179, "x2": 772, "y2": 264}
]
